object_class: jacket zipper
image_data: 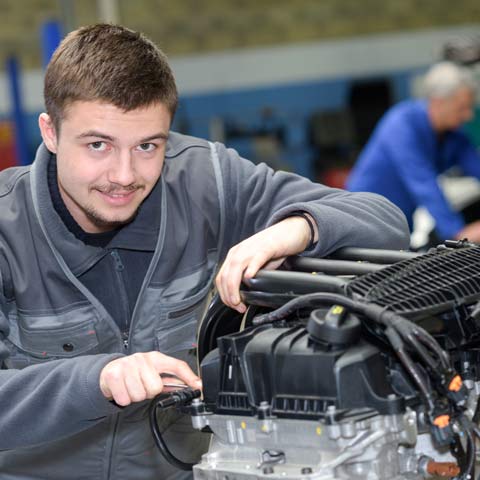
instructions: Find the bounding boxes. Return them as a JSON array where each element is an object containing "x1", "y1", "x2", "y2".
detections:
[
  {"x1": 110, "y1": 250, "x2": 130, "y2": 350},
  {"x1": 106, "y1": 252, "x2": 129, "y2": 478},
  {"x1": 106, "y1": 414, "x2": 121, "y2": 479}
]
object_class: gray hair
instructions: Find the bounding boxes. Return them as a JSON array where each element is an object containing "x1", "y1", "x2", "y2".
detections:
[{"x1": 422, "y1": 61, "x2": 476, "y2": 98}]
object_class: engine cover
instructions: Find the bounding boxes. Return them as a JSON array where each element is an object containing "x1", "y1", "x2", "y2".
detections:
[{"x1": 201, "y1": 318, "x2": 404, "y2": 418}]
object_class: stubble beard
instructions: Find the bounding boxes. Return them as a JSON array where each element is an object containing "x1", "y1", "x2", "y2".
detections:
[
  {"x1": 82, "y1": 203, "x2": 140, "y2": 230},
  {"x1": 83, "y1": 184, "x2": 145, "y2": 230}
]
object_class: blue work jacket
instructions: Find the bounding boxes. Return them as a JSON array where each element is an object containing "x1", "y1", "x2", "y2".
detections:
[{"x1": 347, "y1": 99, "x2": 480, "y2": 239}]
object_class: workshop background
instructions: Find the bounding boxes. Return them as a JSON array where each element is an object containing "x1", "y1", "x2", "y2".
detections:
[{"x1": 0, "y1": 0, "x2": 479, "y2": 185}]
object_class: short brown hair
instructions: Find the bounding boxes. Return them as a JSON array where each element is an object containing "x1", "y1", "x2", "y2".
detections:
[{"x1": 44, "y1": 24, "x2": 178, "y2": 130}]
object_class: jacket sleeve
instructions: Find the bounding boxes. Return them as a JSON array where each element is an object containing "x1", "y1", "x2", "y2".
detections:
[
  {"x1": 214, "y1": 142, "x2": 410, "y2": 258},
  {"x1": 382, "y1": 123, "x2": 465, "y2": 240},
  {"x1": 0, "y1": 280, "x2": 123, "y2": 449}
]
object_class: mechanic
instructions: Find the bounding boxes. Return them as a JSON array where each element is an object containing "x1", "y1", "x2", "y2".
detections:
[
  {"x1": 347, "y1": 61, "x2": 480, "y2": 243},
  {"x1": 0, "y1": 24, "x2": 409, "y2": 479}
]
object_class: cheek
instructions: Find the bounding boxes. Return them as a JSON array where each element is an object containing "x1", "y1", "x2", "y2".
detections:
[
  {"x1": 139, "y1": 160, "x2": 164, "y2": 185},
  {"x1": 57, "y1": 161, "x2": 99, "y2": 192}
]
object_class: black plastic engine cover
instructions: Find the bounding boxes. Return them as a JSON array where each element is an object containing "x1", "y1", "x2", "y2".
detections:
[{"x1": 200, "y1": 323, "x2": 404, "y2": 418}]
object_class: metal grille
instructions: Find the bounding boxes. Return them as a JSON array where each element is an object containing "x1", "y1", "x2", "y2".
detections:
[{"x1": 346, "y1": 246, "x2": 480, "y2": 319}]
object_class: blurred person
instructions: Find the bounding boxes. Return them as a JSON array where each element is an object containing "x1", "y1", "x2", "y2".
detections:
[
  {"x1": 0, "y1": 24, "x2": 408, "y2": 479},
  {"x1": 346, "y1": 61, "x2": 480, "y2": 244}
]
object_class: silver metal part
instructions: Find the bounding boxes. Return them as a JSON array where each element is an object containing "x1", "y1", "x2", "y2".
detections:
[
  {"x1": 190, "y1": 384, "x2": 479, "y2": 480},
  {"x1": 191, "y1": 411, "x2": 423, "y2": 479}
]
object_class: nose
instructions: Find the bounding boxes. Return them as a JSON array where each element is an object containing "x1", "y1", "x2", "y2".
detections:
[{"x1": 107, "y1": 150, "x2": 136, "y2": 186}]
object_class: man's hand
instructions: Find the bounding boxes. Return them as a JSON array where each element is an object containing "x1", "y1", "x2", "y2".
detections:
[
  {"x1": 99, "y1": 352, "x2": 202, "y2": 406},
  {"x1": 455, "y1": 220, "x2": 480, "y2": 243},
  {"x1": 216, "y1": 214, "x2": 318, "y2": 313}
]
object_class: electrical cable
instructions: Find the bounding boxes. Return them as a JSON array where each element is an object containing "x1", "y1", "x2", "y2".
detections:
[
  {"x1": 401, "y1": 330, "x2": 439, "y2": 372},
  {"x1": 387, "y1": 314, "x2": 450, "y2": 369},
  {"x1": 387, "y1": 316, "x2": 457, "y2": 397},
  {"x1": 384, "y1": 326, "x2": 435, "y2": 412},
  {"x1": 457, "y1": 419, "x2": 476, "y2": 480},
  {"x1": 252, "y1": 293, "x2": 360, "y2": 326},
  {"x1": 411, "y1": 325, "x2": 450, "y2": 369},
  {"x1": 253, "y1": 292, "x2": 450, "y2": 378},
  {"x1": 149, "y1": 388, "x2": 201, "y2": 471}
]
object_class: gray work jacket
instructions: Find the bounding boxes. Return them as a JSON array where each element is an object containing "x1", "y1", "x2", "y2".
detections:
[{"x1": 0, "y1": 132, "x2": 409, "y2": 479}]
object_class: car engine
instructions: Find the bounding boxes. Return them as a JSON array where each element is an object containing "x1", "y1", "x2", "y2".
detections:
[{"x1": 150, "y1": 240, "x2": 480, "y2": 479}]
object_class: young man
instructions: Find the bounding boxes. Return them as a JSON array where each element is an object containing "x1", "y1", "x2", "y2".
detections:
[
  {"x1": 0, "y1": 24, "x2": 408, "y2": 479},
  {"x1": 347, "y1": 61, "x2": 480, "y2": 243}
]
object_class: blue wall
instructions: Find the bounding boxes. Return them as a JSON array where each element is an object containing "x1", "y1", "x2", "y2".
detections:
[
  {"x1": 8, "y1": 67, "x2": 417, "y2": 176},
  {"x1": 173, "y1": 69, "x2": 415, "y2": 178}
]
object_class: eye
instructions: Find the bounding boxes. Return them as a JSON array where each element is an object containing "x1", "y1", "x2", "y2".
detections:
[
  {"x1": 136, "y1": 143, "x2": 156, "y2": 152},
  {"x1": 88, "y1": 141, "x2": 108, "y2": 152}
]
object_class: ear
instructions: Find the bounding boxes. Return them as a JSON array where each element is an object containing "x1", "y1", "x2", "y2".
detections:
[{"x1": 38, "y1": 113, "x2": 58, "y2": 153}]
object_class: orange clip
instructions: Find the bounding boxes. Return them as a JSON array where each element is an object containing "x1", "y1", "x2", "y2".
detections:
[
  {"x1": 426, "y1": 460, "x2": 460, "y2": 477},
  {"x1": 448, "y1": 375, "x2": 462, "y2": 392},
  {"x1": 433, "y1": 415, "x2": 450, "y2": 429}
]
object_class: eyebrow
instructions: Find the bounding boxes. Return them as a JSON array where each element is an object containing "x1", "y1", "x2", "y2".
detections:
[{"x1": 76, "y1": 131, "x2": 169, "y2": 143}]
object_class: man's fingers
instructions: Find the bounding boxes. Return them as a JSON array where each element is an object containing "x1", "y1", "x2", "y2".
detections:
[
  {"x1": 216, "y1": 219, "x2": 305, "y2": 310},
  {"x1": 124, "y1": 370, "x2": 148, "y2": 403},
  {"x1": 243, "y1": 250, "x2": 272, "y2": 279},
  {"x1": 216, "y1": 249, "x2": 246, "y2": 308},
  {"x1": 216, "y1": 246, "x2": 266, "y2": 309},
  {"x1": 216, "y1": 247, "x2": 273, "y2": 312},
  {"x1": 100, "y1": 352, "x2": 201, "y2": 407},
  {"x1": 148, "y1": 353, "x2": 202, "y2": 390},
  {"x1": 100, "y1": 364, "x2": 131, "y2": 406},
  {"x1": 214, "y1": 263, "x2": 227, "y2": 307},
  {"x1": 141, "y1": 366, "x2": 165, "y2": 398}
]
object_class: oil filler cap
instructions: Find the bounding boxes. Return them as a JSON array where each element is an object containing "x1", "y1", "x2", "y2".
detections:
[{"x1": 307, "y1": 306, "x2": 361, "y2": 346}]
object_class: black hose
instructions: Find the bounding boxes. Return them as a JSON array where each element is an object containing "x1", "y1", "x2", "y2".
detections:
[
  {"x1": 149, "y1": 400, "x2": 194, "y2": 471},
  {"x1": 384, "y1": 314, "x2": 451, "y2": 375},
  {"x1": 252, "y1": 291, "x2": 398, "y2": 330},
  {"x1": 284, "y1": 256, "x2": 386, "y2": 275},
  {"x1": 402, "y1": 331, "x2": 439, "y2": 372},
  {"x1": 245, "y1": 270, "x2": 347, "y2": 295},
  {"x1": 252, "y1": 292, "x2": 360, "y2": 326},
  {"x1": 149, "y1": 388, "x2": 201, "y2": 471},
  {"x1": 459, "y1": 427, "x2": 475, "y2": 480},
  {"x1": 385, "y1": 326, "x2": 436, "y2": 412},
  {"x1": 451, "y1": 416, "x2": 477, "y2": 480},
  {"x1": 411, "y1": 325, "x2": 450, "y2": 370},
  {"x1": 391, "y1": 319, "x2": 445, "y2": 372},
  {"x1": 328, "y1": 246, "x2": 421, "y2": 263}
]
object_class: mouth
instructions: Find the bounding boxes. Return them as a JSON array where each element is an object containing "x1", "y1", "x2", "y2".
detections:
[{"x1": 96, "y1": 189, "x2": 139, "y2": 206}]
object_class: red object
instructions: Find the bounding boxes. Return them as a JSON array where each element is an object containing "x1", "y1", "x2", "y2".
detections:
[
  {"x1": 321, "y1": 167, "x2": 351, "y2": 189},
  {"x1": 0, "y1": 121, "x2": 18, "y2": 170}
]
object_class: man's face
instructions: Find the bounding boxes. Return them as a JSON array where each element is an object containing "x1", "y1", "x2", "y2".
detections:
[
  {"x1": 438, "y1": 87, "x2": 476, "y2": 130},
  {"x1": 39, "y1": 101, "x2": 171, "y2": 233}
]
